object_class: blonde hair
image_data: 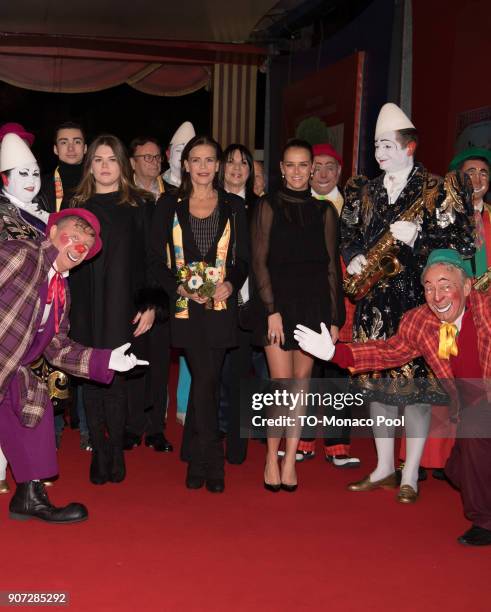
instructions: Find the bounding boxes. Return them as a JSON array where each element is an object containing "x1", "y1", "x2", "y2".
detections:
[{"x1": 71, "y1": 134, "x2": 147, "y2": 207}]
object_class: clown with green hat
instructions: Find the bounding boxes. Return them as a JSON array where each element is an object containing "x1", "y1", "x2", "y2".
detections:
[
  {"x1": 294, "y1": 246, "x2": 491, "y2": 546},
  {"x1": 450, "y1": 147, "x2": 491, "y2": 279}
]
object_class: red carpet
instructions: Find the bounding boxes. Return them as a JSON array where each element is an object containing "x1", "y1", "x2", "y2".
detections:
[{"x1": 1, "y1": 386, "x2": 489, "y2": 611}]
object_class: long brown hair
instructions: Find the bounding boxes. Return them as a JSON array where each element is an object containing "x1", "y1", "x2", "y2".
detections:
[{"x1": 71, "y1": 134, "x2": 147, "y2": 207}]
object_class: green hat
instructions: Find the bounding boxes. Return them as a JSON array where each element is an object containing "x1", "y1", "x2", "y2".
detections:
[
  {"x1": 449, "y1": 147, "x2": 491, "y2": 171},
  {"x1": 423, "y1": 249, "x2": 473, "y2": 277}
]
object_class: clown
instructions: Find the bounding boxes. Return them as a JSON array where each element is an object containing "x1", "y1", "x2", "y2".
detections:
[
  {"x1": 0, "y1": 208, "x2": 148, "y2": 523},
  {"x1": 162, "y1": 121, "x2": 196, "y2": 194},
  {"x1": 449, "y1": 147, "x2": 491, "y2": 280},
  {"x1": 0, "y1": 133, "x2": 50, "y2": 494},
  {"x1": 310, "y1": 143, "x2": 344, "y2": 215},
  {"x1": 295, "y1": 248, "x2": 491, "y2": 546},
  {"x1": 0, "y1": 133, "x2": 49, "y2": 240},
  {"x1": 338, "y1": 103, "x2": 475, "y2": 501}
]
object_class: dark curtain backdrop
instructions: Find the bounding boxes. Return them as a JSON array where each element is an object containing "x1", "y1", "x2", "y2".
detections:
[
  {"x1": 412, "y1": 0, "x2": 491, "y2": 176},
  {"x1": 268, "y1": 0, "x2": 396, "y2": 190},
  {"x1": 0, "y1": 81, "x2": 211, "y2": 173}
]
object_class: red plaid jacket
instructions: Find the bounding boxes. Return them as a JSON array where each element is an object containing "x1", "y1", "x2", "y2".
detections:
[
  {"x1": 0, "y1": 239, "x2": 111, "y2": 427},
  {"x1": 347, "y1": 289, "x2": 491, "y2": 412}
]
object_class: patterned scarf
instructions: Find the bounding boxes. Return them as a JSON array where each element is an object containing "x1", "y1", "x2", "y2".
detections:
[
  {"x1": 54, "y1": 167, "x2": 63, "y2": 212},
  {"x1": 168, "y1": 210, "x2": 230, "y2": 319}
]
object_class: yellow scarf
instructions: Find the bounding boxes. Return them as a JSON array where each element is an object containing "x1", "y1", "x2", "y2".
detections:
[
  {"x1": 54, "y1": 167, "x2": 63, "y2": 212},
  {"x1": 438, "y1": 322, "x2": 458, "y2": 360},
  {"x1": 168, "y1": 209, "x2": 230, "y2": 319}
]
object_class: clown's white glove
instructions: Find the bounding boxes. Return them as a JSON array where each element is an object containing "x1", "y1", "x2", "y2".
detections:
[
  {"x1": 109, "y1": 343, "x2": 149, "y2": 372},
  {"x1": 346, "y1": 254, "x2": 367, "y2": 275},
  {"x1": 390, "y1": 220, "x2": 418, "y2": 247},
  {"x1": 294, "y1": 323, "x2": 335, "y2": 361}
]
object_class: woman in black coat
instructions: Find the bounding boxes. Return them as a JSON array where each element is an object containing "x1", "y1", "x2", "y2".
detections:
[
  {"x1": 69, "y1": 134, "x2": 157, "y2": 485},
  {"x1": 150, "y1": 135, "x2": 249, "y2": 492}
]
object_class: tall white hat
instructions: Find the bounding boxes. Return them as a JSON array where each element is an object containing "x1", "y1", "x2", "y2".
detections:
[
  {"x1": 375, "y1": 103, "x2": 415, "y2": 139},
  {"x1": 170, "y1": 121, "x2": 196, "y2": 146},
  {"x1": 0, "y1": 132, "x2": 37, "y2": 172}
]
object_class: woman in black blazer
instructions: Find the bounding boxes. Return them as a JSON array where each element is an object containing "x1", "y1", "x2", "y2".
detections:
[{"x1": 150, "y1": 135, "x2": 249, "y2": 492}]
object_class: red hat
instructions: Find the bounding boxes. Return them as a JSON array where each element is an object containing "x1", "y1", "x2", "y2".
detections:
[
  {"x1": 312, "y1": 143, "x2": 342, "y2": 166},
  {"x1": 0, "y1": 122, "x2": 35, "y2": 147},
  {"x1": 46, "y1": 208, "x2": 102, "y2": 260}
]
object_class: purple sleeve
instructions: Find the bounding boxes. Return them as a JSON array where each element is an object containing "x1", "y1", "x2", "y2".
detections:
[{"x1": 89, "y1": 349, "x2": 114, "y2": 384}]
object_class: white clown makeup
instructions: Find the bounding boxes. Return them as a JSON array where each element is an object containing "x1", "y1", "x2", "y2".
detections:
[
  {"x1": 169, "y1": 143, "x2": 186, "y2": 183},
  {"x1": 4, "y1": 162, "x2": 41, "y2": 203},
  {"x1": 374, "y1": 131, "x2": 413, "y2": 173}
]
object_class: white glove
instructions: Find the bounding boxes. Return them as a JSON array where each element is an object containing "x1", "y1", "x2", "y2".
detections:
[
  {"x1": 293, "y1": 323, "x2": 335, "y2": 361},
  {"x1": 109, "y1": 343, "x2": 149, "y2": 372},
  {"x1": 390, "y1": 220, "x2": 418, "y2": 247},
  {"x1": 346, "y1": 254, "x2": 367, "y2": 276}
]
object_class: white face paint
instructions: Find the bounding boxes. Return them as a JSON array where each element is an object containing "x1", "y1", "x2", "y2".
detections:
[
  {"x1": 374, "y1": 131, "x2": 413, "y2": 173},
  {"x1": 169, "y1": 143, "x2": 185, "y2": 182},
  {"x1": 5, "y1": 162, "x2": 41, "y2": 203}
]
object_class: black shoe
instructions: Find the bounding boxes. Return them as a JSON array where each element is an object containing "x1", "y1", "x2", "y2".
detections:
[
  {"x1": 264, "y1": 482, "x2": 281, "y2": 493},
  {"x1": 418, "y1": 467, "x2": 428, "y2": 481},
  {"x1": 206, "y1": 479, "x2": 225, "y2": 493},
  {"x1": 145, "y1": 433, "x2": 173, "y2": 453},
  {"x1": 432, "y1": 468, "x2": 446, "y2": 481},
  {"x1": 186, "y1": 475, "x2": 205, "y2": 489},
  {"x1": 108, "y1": 446, "x2": 126, "y2": 483},
  {"x1": 9, "y1": 481, "x2": 88, "y2": 524},
  {"x1": 123, "y1": 431, "x2": 142, "y2": 451},
  {"x1": 280, "y1": 483, "x2": 298, "y2": 493},
  {"x1": 90, "y1": 450, "x2": 109, "y2": 485},
  {"x1": 458, "y1": 525, "x2": 491, "y2": 546}
]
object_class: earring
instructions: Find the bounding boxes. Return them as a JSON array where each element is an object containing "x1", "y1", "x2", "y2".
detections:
[{"x1": 281, "y1": 174, "x2": 285, "y2": 179}]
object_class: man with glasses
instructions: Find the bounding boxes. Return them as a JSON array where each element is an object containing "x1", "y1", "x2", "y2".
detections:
[
  {"x1": 125, "y1": 136, "x2": 172, "y2": 453},
  {"x1": 449, "y1": 148, "x2": 491, "y2": 280},
  {"x1": 130, "y1": 137, "x2": 165, "y2": 200}
]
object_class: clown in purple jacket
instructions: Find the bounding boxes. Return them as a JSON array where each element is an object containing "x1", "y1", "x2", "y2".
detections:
[{"x1": 0, "y1": 208, "x2": 147, "y2": 524}]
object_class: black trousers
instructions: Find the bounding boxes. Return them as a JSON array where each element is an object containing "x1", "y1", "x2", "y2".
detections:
[
  {"x1": 220, "y1": 327, "x2": 252, "y2": 463},
  {"x1": 181, "y1": 345, "x2": 226, "y2": 479},
  {"x1": 83, "y1": 375, "x2": 127, "y2": 451},
  {"x1": 126, "y1": 321, "x2": 171, "y2": 437},
  {"x1": 301, "y1": 359, "x2": 352, "y2": 447}
]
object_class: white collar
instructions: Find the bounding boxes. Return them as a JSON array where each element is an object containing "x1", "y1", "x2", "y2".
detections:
[
  {"x1": 162, "y1": 168, "x2": 180, "y2": 187},
  {"x1": 226, "y1": 187, "x2": 245, "y2": 200},
  {"x1": 384, "y1": 162, "x2": 414, "y2": 184},
  {"x1": 2, "y1": 189, "x2": 49, "y2": 224},
  {"x1": 48, "y1": 264, "x2": 69, "y2": 281},
  {"x1": 442, "y1": 309, "x2": 465, "y2": 332},
  {"x1": 474, "y1": 199, "x2": 484, "y2": 213}
]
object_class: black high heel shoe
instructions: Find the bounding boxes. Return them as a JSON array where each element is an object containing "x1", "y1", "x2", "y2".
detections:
[
  {"x1": 264, "y1": 481, "x2": 281, "y2": 493},
  {"x1": 280, "y1": 483, "x2": 298, "y2": 493}
]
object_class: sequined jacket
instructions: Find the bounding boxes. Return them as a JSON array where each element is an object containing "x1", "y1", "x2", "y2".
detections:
[{"x1": 340, "y1": 163, "x2": 475, "y2": 404}]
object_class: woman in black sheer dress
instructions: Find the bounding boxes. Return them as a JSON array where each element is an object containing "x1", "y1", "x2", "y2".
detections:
[{"x1": 251, "y1": 139, "x2": 345, "y2": 491}]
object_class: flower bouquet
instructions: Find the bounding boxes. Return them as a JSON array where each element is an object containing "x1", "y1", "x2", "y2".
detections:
[{"x1": 177, "y1": 261, "x2": 221, "y2": 308}]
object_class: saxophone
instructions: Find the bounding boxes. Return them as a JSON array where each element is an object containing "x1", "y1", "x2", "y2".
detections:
[{"x1": 344, "y1": 170, "x2": 445, "y2": 301}]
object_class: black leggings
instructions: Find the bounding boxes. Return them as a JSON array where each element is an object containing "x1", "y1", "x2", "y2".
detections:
[{"x1": 181, "y1": 345, "x2": 225, "y2": 479}]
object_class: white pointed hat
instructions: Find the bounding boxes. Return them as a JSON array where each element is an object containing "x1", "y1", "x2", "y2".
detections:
[
  {"x1": 170, "y1": 121, "x2": 195, "y2": 146},
  {"x1": 375, "y1": 103, "x2": 415, "y2": 139},
  {"x1": 0, "y1": 132, "x2": 37, "y2": 172}
]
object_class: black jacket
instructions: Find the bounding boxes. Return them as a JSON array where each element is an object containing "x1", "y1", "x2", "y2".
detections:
[{"x1": 150, "y1": 190, "x2": 249, "y2": 348}]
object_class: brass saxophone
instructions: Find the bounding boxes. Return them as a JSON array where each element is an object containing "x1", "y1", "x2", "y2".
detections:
[
  {"x1": 474, "y1": 266, "x2": 491, "y2": 292},
  {"x1": 344, "y1": 171, "x2": 439, "y2": 301}
]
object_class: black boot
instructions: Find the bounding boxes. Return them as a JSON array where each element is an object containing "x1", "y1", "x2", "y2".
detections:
[
  {"x1": 108, "y1": 446, "x2": 126, "y2": 483},
  {"x1": 9, "y1": 481, "x2": 88, "y2": 523},
  {"x1": 90, "y1": 447, "x2": 109, "y2": 485}
]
